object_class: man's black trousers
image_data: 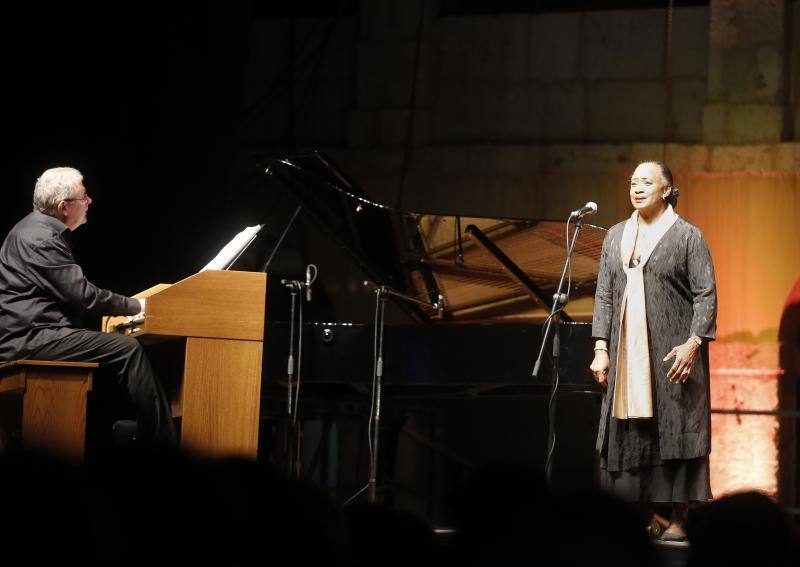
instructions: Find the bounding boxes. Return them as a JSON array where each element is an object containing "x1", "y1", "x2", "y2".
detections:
[{"x1": 29, "y1": 330, "x2": 177, "y2": 445}]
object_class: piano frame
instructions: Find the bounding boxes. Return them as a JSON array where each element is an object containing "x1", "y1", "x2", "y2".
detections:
[{"x1": 106, "y1": 270, "x2": 266, "y2": 458}]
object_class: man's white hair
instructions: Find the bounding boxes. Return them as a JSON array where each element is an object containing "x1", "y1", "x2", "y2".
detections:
[{"x1": 33, "y1": 167, "x2": 84, "y2": 216}]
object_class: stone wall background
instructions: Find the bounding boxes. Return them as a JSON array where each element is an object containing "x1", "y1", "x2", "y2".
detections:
[{"x1": 240, "y1": 2, "x2": 798, "y2": 217}]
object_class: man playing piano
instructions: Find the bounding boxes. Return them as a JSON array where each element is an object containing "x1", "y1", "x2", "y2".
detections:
[{"x1": 0, "y1": 167, "x2": 176, "y2": 445}]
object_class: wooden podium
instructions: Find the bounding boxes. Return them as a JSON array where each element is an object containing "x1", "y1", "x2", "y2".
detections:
[{"x1": 107, "y1": 270, "x2": 266, "y2": 458}]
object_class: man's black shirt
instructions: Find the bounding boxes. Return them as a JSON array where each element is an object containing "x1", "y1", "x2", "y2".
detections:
[{"x1": 0, "y1": 211, "x2": 140, "y2": 361}]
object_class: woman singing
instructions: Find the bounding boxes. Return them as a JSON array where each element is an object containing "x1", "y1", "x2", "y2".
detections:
[{"x1": 590, "y1": 161, "x2": 717, "y2": 542}]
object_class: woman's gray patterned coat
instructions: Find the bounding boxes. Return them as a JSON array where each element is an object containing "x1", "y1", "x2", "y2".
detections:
[{"x1": 592, "y1": 217, "x2": 717, "y2": 463}]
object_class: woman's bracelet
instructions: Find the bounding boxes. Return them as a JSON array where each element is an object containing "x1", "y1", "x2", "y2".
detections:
[{"x1": 593, "y1": 346, "x2": 609, "y2": 352}]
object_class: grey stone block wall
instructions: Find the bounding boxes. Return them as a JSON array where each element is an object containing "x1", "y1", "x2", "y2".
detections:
[
  {"x1": 323, "y1": 142, "x2": 799, "y2": 225},
  {"x1": 428, "y1": 6, "x2": 709, "y2": 145},
  {"x1": 673, "y1": 79, "x2": 708, "y2": 141},
  {"x1": 580, "y1": 10, "x2": 666, "y2": 79},
  {"x1": 360, "y1": 0, "x2": 428, "y2": 41},
  {"x1": 241, "y1": 1, "x2": 798, "y2": 162},
  {"x1": 530, "y1": 13, "x2": 582, "y2": 81},
  {"x1": 669, "y1": 6, "x2": 710, "y2": 78},
  {"x1": 542, "y1": 82, "x2": 586, "y2": 141},
  {"x1": 356, "y1": 40, "x2": 418, "y2": 108},
  {"x1": 241, "y1": 16, "x2": 357, "y2": 146},
  {"x1": 587, "y1": 81, "x2": 666, "y2": 142},
  {"x1": 703, "y1": 103, "x2": 786, "y2": 144},
  {"x1": 704, "y1": 0, "x2": 791, "y2": 144}
]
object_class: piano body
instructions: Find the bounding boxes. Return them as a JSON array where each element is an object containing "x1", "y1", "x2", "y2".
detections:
[
  {"x1": 103, "y1": 151, "x2": 605, "y2": 496},
  {"x1": 107, "y1": 270, "x2": 266, "y2": 458},
  {"x1": 262, "y1": 152, "x2": 605, "y2": 389},
  {"x1": 261, "y1": 152, "x2": 607, "y2": 498}
]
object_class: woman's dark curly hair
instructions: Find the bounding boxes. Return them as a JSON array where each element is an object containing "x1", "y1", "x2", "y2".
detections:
[{"x1": 643, "y1": 161, "x2": 679, "y2": 208}]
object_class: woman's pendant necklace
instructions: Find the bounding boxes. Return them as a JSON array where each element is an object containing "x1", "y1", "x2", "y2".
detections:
[{"x1": 633, "y1": 223, "x2": 648, "y2": 267}]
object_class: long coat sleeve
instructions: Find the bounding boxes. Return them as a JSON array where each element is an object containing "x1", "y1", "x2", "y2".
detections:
[{"x1": 592, "y1": 217, "x2": 717, "y2": 463}]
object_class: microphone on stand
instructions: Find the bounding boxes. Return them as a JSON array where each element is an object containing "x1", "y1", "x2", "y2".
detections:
[
  {"x1": 305, "y1": 265, "x2": 313, "y2": 302},
  {"x1": 570, "y1": 201, "x2": 598, "y2": 219}
]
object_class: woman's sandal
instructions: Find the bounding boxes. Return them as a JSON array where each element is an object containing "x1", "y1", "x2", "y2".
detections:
[
  {"x1": 659, "y1": 531, "x2": 688, "y2": 543},
  {"x1": 645, "y1": 518, "x2": 664, "y2": 539}
]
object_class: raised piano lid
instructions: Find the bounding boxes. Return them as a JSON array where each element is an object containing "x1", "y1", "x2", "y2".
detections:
[{"x1": 265, "y1": 151, "x2": 606, "y2": 324}]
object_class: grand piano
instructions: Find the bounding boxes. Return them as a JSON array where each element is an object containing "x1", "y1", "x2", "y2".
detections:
[
  {"x1": 260, "y1": 152, "x2": 607, "y2": 506},
  {"x1": 262, "y1": 152, "x2": 605, "y2": 396},
  {"x1": 104, "y1": 151, "x2": 606, "y2": 507}
]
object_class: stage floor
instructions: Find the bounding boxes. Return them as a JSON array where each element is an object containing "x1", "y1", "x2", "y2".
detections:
[{"x1": 654, "y1": 539, "x2": 689, "y2": 567}]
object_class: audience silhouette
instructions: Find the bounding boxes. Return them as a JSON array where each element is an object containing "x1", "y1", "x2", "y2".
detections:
[
  {"x1": 1, "y1": 448, "x2": 797, "y2": 566},
  {"x1": 687, "y1": 490, "x2": 800, "y2": 567},
  {"x1": 449, "y1": 463, "x2": 656, "y2": 566}
]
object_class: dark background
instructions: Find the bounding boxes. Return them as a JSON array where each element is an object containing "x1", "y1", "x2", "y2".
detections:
[{"x1": 4, "y1": 2, "x2": 256, "y2": 299}]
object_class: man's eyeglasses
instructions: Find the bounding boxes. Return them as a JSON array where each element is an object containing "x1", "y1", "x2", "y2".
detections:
[{"x1": 62, "y1": 194, "x2": 90, "y2": 203}]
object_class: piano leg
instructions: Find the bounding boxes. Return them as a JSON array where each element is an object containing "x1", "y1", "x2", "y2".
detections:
[{"x1": 180, "y1": 337, "x2": 263, "y2": 458}]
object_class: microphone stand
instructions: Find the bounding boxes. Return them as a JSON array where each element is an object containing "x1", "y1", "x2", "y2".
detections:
[
  {"x1": 281, "y1": 279, "x2": 301, "y2": 419},
  {"x1": 532, "y1": 213, "x2": 585, "y2": 486},
  {"x1": 279, "y1": 271, "x2": 313, "y2": 479},
  {"x1": 280, "y1": 278, "x2": 303, "y2": 478},
  {"x1": 260, "y1": 204, "x2": 304, "y2": 476},
  {"x1": 343, "y1": 283, "x2": 440, "y2": 507},
  {"x1": 367, "y1": 286, "x2": 387, "y2": 504}
]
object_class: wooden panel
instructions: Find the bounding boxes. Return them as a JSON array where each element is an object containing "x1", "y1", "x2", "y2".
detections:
[
  {"x1": 180, "y1": 337, "x2": 262, "y2": 458},
  {"x1": 22, "y1": 367, "x2": 93, "y2": 460},
  {"x1": 136, "y1": 283, "x2": 173, "y2": 297},
  {"x1": 104, "y1": 284, "x2": 172, "y2": 332},
  {"x1": 109, "y1": 271, "x2": 267, "y2": 342},
  {"x1": 0, "y1": 372, "x2": 26, "y2": 394},
  {"x1": 0, "y1": 360, "x2": 98, "y2": 371},
  {"x1": 0, "y1": 394, "x2": 22, "y2": 450}
]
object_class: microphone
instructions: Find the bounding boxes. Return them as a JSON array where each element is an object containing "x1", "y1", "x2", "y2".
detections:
[
  {"x1": 305, "y1": 266, "x2": 312, "y2": 302},
  {"x1": 570, "y1": 201, "x2": 598, "y2": 219}
]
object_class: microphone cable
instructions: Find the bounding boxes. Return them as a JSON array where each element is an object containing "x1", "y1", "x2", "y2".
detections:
[
  {"x1": 288, "y1": 264, "x2": 317, "y2": 426},
  {"x1": 545, "y1": 214, "x2": 577, "y2": 477},
  {"x1": 292, "y1": 264, "x2": 317, "y2": 427},
  {"x1": 367, "y1": 287, "x2": 386, "y2": 482},
  {"x1": 292, "y1": 294, "x2": 303, "y2": 427}
]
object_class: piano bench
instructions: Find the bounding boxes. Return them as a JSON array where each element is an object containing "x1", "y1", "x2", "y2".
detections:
[{"x1": 0, "y1": 360, "x2": 98, "y2": 460}]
